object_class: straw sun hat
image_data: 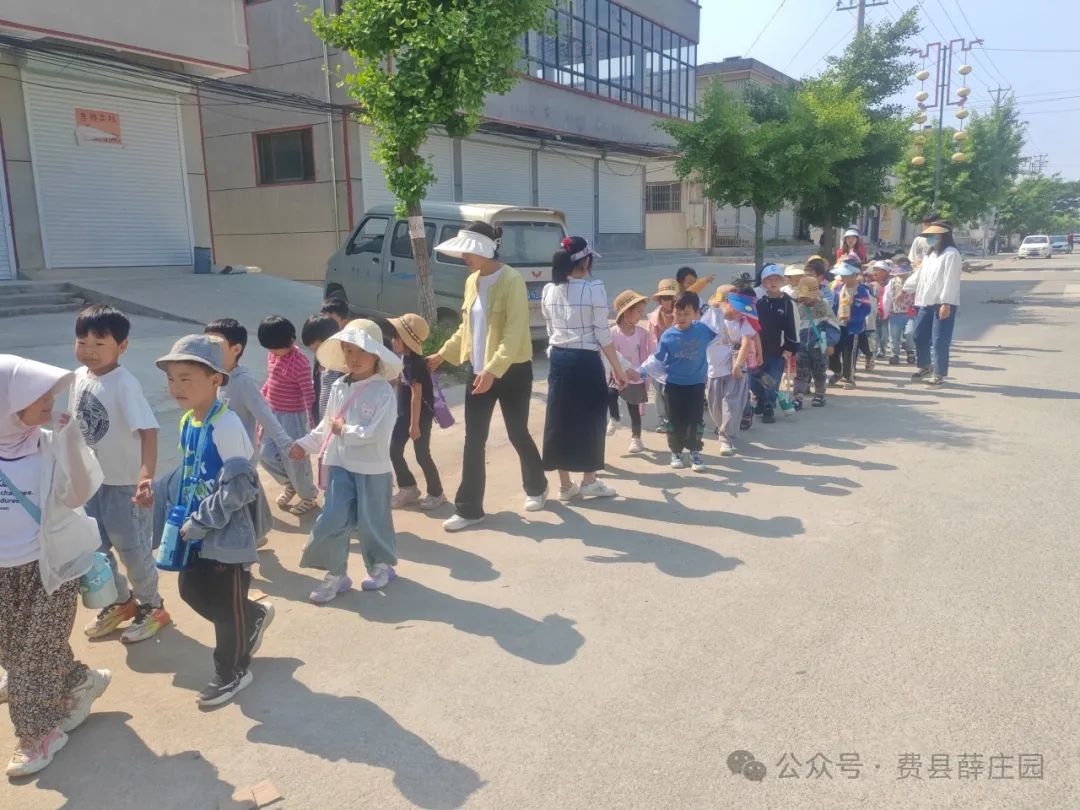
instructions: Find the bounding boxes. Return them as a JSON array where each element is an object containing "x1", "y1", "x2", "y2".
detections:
[
  {"x1": 613, "y1": 290, "x2": 648, "y2": 321},
  {"x1": 388, "y1": 313, "x2": 430, "y2": 355},
  {"x1": 651, "y1": 278, "x2": 679, "y2": 299}
]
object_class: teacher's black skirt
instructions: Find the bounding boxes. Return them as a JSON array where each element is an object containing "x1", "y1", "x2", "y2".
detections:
[{"x1": 543, "y1": 347, "x2": 608, "y2": 472}]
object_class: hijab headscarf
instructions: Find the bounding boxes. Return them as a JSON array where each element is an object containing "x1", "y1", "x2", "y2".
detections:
[{"x1": 0, "y1": 354, "x2": 73, "y2": 458}]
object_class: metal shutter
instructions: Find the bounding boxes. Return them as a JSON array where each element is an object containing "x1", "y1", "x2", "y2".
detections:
[
  {"x1": 0, "y1": 151, "x2": 14, "y2": 279},
  {"x1": 461, "y1": 140, "x2": 532, "y2": 205},
  {"x1": 23, "y1": 75, "x2": 192, "y2": 269},
  {"x1": 359, "y1": 128, "x2": 455, "y2": 211},
  {"x1": 598, "y1": 160, "x2": 642, "y2": 233},
  {"x1": 538, "y1": 150, "x2": 595, "y2": 242}
]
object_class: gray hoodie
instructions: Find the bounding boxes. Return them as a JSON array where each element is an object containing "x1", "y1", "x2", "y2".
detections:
[
  {"x1": 152, "y1": 457, "x2": 271, "y2": 565},
  {"x1": 219, "y1": 364, "x2": 293, "y2": 454}
]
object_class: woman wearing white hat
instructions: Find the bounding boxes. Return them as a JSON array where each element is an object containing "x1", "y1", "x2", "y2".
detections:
[
  {"x1": 835, "y1": 228, "x2": 867, "y2": 265},
  {"x1": 428, "y1": 223, "x2": 548, "y2": 532},
  {"x1": 289, "y1": 320, "x2": 404, "y2": 601},
  {"x1": 906, "y1": 220, "x2": 962, "y2": 386}
]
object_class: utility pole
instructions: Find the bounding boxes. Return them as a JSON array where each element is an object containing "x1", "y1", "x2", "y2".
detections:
[
  {"x1": 988, "y1": 86, "x2": 1011, "y2": 110},
  {"x1": 1020, "y1": 154, "x2": 1048, "y2": 176},
  {"x1": 835, "y1": 0, "x2": 889, "y2": 33}
]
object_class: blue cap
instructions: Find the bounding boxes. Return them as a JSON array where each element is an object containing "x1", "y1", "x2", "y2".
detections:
[
  {"x1": 834, "y1": 264, "x2": 860, "y2": 277},
  {"x1": 760, "y1": 264, "x2": 784, "y2": 281}
]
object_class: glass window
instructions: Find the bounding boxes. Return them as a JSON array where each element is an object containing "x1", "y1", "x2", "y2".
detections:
[
  {"x1": 585, "y1": 0, "x2": 596, "y2": 23},
  {"x1": 435, "y1": 225, "x2": 465, "y2": 266},
  {"x1": 499, "y1": 221, "x2": 566, "y2": 266},
  {"x1": 390, "y1": 220, "x2": 436, "y2": 259},
  {"x1": 346, "y1": 216, "x2": 389, "y2": 255},
  {"x1": 255, "y1": 128, "x2": 314, "y2": 185}
]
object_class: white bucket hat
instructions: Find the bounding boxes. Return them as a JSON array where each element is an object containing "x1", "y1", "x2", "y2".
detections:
[
  {"x1": 843, "y1": 228, "x2": 861, "y2": 239},
  {"x1": 316, "y1": 319, "x2": 404, "y2": 381},
  {"x1": 434, "y1": 229, "x2": 498, "y2": 259}
]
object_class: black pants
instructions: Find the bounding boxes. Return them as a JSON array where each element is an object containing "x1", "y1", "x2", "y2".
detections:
[
  {"x1": 607, "y1": 389, "x2": 642, "y2": 437},
  {"x1": 829, "y1": 328, "x2": 855, "y2": 381},
  {"x1": 857, "y1": 332, "x2": 873, "y2": 361},
  {"x1": 455, "y1": 361, "x2": 547, "y2": 519},
  {"x1": 179, "y1": 555, "x2": 259, "y2": 680},
  {"x1": 666, "y1": 382, "x2": 705, "y2": 454},
  {"x1": 390, "y1": 410, "x2": 443, "y2": 496}
]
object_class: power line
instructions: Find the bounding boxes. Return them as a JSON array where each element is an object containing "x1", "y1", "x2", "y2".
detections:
[
  {"x1": 813, "y1": 22, "x2": 858, "y2": 70},
  {"x1": 744, "y1": 0, "x2": 790, "y2": 57},
  {"x1": 979, "y1": 46, "x2": 1080, "y2": 54},
  {"x1": 783, "y1": 5, "x2": 834, "y2": 72}
]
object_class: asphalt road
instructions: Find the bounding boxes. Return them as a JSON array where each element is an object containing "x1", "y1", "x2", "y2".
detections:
[{"x1": 2, "y1": 260, "x2": 1078, "y2": 809}]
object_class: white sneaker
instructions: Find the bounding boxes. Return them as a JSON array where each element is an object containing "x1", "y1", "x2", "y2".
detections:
[
  {"x1": 559, "y1": 483, "x2": 582, "y2": 501},
  {"x1": 606, "y1": 418, "x2": 619, "y2": 436},
  {"x1": 443, "y1": 514, "x2": 484, "y2": 532},
  {"x1": 670, "y1": 453, "x2": 686, "y2": 469},
  {"x1": 523, "y1": 488, "x2": 548, "y2": 512},
  {"x1": 309, "y1": 573, "x2": 352, "y2": 604},
  {"x1": 361, "y1": 564, "x2": 397, "y2": 591},
  {"x1": 59, "y1": 669, "x2": 111, "y2": 733},
  {"x1": 580, "y1": 480, "x2": 617, "y2": 499},
  {"x1": 719, "y1": 443, "x2": 736, "y2": 457},
  {"x1": 391, "y1": 486, "x2": 421, "y2": 509},
  {"x1": 6, "y1": 728, "x2": 67, "y2": 777},
  {"x1": 0, "y1": 669, "x2": 7, "y2": 704},
  {"x1": 690, "y1": 451, "x2": 707, "y2": 473},
  {"x1": 628, "y1": 437, "x2": 645, "y2": 454}
]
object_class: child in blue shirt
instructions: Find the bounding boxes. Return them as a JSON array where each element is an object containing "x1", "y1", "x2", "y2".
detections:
[
  {"x1": 153, "y1": 335, "x2": 273, "y2": 708},
  {"x1": 828, "y1": 258, "x2": 874, "y2": 389},
  {"x1": 639, "y1": 292, "x2": 716, "y2": 472}
]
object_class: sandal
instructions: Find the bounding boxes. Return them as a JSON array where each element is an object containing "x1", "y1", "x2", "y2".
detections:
[
  {"x1": 276, "y1": 484, "x2": 296, "y2": 509},
  {"x1": 811, "y1": 395, "x2": 825, "y2": 407},
  {"x1": 291, "y1": 497, "x2": 320, "y2": 515}
]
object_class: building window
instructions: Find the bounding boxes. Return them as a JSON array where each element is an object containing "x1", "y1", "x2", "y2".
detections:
[
  {"x1": 255, "y1": 128, "x2": 314, "y2": 185},
  {"x1": 521, "y1": 1, "x2": 697, "y2": 120},
  {"x1": 646, "y1": 182, "x2": 681, "y2": 213}
]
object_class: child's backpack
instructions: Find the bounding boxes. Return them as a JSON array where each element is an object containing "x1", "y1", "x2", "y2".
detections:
[{"x1": 432, "y1": 373, "x2": 455, "y2": 429}]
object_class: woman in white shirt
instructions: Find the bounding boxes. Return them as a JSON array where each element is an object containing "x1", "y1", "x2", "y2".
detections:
[
  {"x1": 908, "y1": 220, "x2": 962, "y2": 387},
  {"x1": 541, "y1": 237, "x2": 629, "y2": 500}
]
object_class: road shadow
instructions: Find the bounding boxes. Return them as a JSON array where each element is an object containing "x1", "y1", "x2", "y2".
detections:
[
  {"x1": 237, "y1": 658, "x2": 483, "y2": 810},
  {"x1": 487, "y1": 504, "x2": 749, "y2": 575},
  {"x1": 253, "y1": 550, "x2": 583, "y2": 666},
  {"x1": 607, "y1": 456, "x2": 860, "y2": 498},
  {"x1": 25, "y1": 712, "x2": 241, "y2": 809},
  {"x1": 396, "y1": 530, "x2": 500, "y2": 582},
  {"x1": 121, "y1": 624, "x2": 213, "y2": 693},
  {"x1": 944, "y1": 381, "x2": 1080, "y2": 400}
]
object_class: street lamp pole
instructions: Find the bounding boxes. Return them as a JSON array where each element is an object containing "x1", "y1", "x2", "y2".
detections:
[{"x1": 912, "y1": 38, "x2": 980, "y2": 208}]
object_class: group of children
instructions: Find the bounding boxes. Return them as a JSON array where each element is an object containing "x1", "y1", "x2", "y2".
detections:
[
  {"x1": 0, "y1": 292, "x2": 452, "y2": 776},
  {"x1": 603, "y1": 252, "x2": 918, "y2": 471},
  {"x1": 0, "y1": 246, "x2": 923, "y2": 777}
]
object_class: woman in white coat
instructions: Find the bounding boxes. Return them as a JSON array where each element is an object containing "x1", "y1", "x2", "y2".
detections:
[{"x1": 907, "y1": 221, "x2": 962, "y2": 387}]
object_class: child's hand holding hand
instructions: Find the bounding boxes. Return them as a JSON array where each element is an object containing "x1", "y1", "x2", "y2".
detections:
[
  {"x1": 133, "y1": 479, "x2": 154, "y2": 507},
  {"x1": 287, "y1": 443, "x2": 306, "y2": 461},
  {"x1": 56, "y1": 412, "x2": 71, "y2": 428},
  {"x1": 732, "y1": 366, "x2": 744, "y2": 380},
  {"x1": 409, "y1": 423, "x2": 421, "y2": 441},
  {"x1": 330, "y1": 417, "x2": 346, "y2": 436}
]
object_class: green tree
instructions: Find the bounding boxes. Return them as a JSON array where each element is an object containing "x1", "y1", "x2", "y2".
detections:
[
  {"x1": 658, "y1": 80, "x2": 867, "y2": 271},
  {"x1": 796, "y1": 9, "x2": 920, "y2": 260},
  {"x1": 309, "y1": 0, "x2": 551, "y2": 323},
  {"x1": 997, "y1": 175, "x2": 1078, "y2": 240},
  {"x1": 894, "y1": 100, "x2": 1025, "y2": 226}
]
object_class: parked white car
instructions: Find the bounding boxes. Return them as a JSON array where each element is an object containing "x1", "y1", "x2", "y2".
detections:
[{"x1": 1018, "y1": 235, "x2": 1052, "y2": 259}]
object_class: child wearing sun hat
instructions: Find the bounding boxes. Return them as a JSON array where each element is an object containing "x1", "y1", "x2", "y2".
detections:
[
  {"x1": 288, "y1": 319, "x2": 403, "y2": 603},
  {"x1": 647, "y1": 278, "x2": 678, "y2": 433},
  {"x1": 608, "y1": 290, "x2": 653, "y2": 453}
]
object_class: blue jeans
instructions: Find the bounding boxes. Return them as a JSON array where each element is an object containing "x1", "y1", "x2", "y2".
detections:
[
  {"x1": 749, "y1": 356, "x2": 786, "y2": 411},
  {"x1": 888, "y1": 314, "x2": 914, "y2": 357},
  {"x1": 300, "y1": 467, "x2": 397, "y2": 576},
  {"x1": 85, "y1": 484, "x2": 159, "y2": 605},
  {"x1": 260, "y1": 409, "x2": 318, "y2": 500},
  {"x1": 913, "y1": 305, "x2": 958, "y2": 377}
]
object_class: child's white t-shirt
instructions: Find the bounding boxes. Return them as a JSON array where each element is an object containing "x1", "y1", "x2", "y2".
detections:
[
  {"x1": 0, "y1": 453, "x2": 43, "y2": 567},
  {"x1": 71, "y1": 366, "x2": 158, "y2": 486},
  {"x1": 702, "y1": 309, "x2": 756, "y2": 379}
]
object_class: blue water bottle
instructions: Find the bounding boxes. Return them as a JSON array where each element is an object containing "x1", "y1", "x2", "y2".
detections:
[
  {"x1": 80, "y1": 552, "x2": 118, "y2": 609},
  {"x1": 156, "y1": 505, "x2": 193, "y2": 572}
]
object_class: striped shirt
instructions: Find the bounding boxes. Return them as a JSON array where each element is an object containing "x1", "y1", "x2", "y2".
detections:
[
  {"x1": 541, "y1": 278, "x2": 613, "y2": 351},
  {"x1": 261, "y1": 346, "x2": 314, "y2": 415}
]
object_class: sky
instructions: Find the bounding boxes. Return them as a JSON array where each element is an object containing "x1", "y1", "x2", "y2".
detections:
[{"x1": 696, "y1": 0, "x2": 1080, "y2": 179}]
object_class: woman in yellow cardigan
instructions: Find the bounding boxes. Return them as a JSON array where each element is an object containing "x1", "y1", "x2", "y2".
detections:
[{"x1": 428, "y1": 223, "x2": 548, "y2": 532}]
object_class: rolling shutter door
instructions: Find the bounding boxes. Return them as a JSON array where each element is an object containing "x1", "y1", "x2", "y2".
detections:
[
  {"x1": 0, "y1": 149, "x2": 14, "y2": 279},
  {"x1": 538, "y1": 151, "x2": 595, "y2": 242},
  {"x1": 23, "y1": 75, "x2": 192, "y2": 268},
  {"x1": 598, "y1": 160, "x2": 643, "y2": 233},
  {"x1": 359, "y1": 128, "x2": 455, "y2": 210},
  {"x1": 461, "y1": 141, "x2": 532, "y2": 205}
]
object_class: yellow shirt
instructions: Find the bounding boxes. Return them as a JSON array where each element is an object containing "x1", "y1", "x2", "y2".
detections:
[{"x1": 438, "y1": 264, "x2": 534, "y2": 378}]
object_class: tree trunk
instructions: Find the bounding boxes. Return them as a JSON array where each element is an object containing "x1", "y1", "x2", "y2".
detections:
[
  {"x1": 821, "y1": 212, "x2": 836, "y2": 263},
  {"x1": 752, "y1": 204, "x2": 765, "y2": 273},
  {"x1": 407, "y1": 201, "x2": 437, "y2": 326}
]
